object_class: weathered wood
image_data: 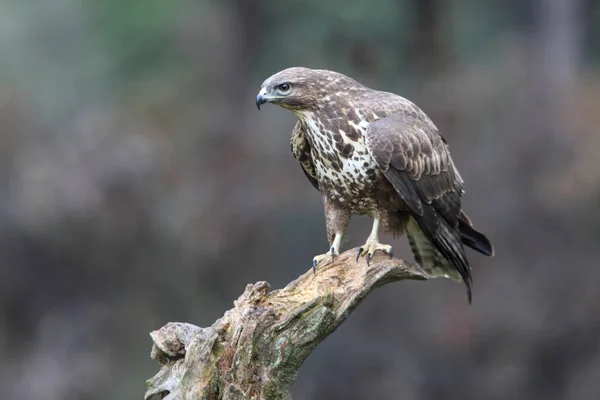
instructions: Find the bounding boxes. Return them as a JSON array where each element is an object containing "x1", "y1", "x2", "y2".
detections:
[{"x1": 145, "y1": 247, "x2": 428, "y2": 400}]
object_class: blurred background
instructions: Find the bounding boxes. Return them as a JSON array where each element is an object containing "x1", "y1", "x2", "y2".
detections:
[{"x1": 1, "y1": 0, "x2": 599, "y2": 399}]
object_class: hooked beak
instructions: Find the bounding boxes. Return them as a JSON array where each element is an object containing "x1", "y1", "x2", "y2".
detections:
[{"x1": 256, "y1": 88, "x2": 268, "y2": 110}]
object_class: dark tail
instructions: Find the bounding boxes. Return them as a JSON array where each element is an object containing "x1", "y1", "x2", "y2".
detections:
[
  {"x1": 410, "y1": 205, "x2": 474, "y2": 304},
  {"x1": 459, "y1": 211, "x2": 494, "y2": 256}
]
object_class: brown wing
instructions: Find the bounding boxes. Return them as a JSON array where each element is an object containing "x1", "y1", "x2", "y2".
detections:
[
  {"x1": 364, "y1": 112, "x2": 472, "y2": 301},
  {"x1": 290, "y1": 121, "x2": 319, "y2": 191}
]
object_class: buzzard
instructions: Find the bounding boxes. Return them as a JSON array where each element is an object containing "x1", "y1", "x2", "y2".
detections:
[{"x1": 256, "y1": 67, "x2": 493, "y2": 302}]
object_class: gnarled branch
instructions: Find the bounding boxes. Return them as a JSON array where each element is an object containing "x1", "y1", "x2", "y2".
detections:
[{"x1": 145, "y1": 247, "x2": 428, "y2": 400}]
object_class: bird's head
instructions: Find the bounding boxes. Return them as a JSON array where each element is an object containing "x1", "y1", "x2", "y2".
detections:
[{"x1": 256, "y1": 67, "x2": 356, "y2": 113}]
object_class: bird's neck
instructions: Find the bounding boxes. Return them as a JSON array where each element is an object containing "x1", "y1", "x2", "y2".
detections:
[
  {"x1": 292, "y1": 109, "x2": 316, "y2": 121},
  {"x1": 294, "y1": 111, "x2": 321, "y2": 140},
  {"x1": 294, "y1": 108, "x2": 368, "y2": 153}
]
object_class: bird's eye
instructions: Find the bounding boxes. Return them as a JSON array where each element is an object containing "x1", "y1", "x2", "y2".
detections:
[{"x1": 277, "y1": 83, "x2": 291, "y2": 92}]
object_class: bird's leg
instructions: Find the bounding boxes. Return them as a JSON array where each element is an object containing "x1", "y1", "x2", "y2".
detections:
[
  {"x1": 357, "y1": 217, "x2": 393, "y2": 265},
  {"x1": 312, "y1": 232, "x2": 343, "y2": 271},
  {"x1": 312, "y1": 196, "x2": 350, "y2": 271}
]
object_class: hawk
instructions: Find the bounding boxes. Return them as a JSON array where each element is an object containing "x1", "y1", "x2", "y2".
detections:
[{"x1": 256, "y1": 67, "x2": 493, "y2": 302}]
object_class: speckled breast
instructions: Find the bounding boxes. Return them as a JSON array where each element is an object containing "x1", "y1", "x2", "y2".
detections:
[{"x1": 305, "y1": 120, "x2": 385, "y2": 215}]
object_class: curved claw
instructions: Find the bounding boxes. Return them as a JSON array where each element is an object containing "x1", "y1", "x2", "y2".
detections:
[
  {"x1": 356, "y1": 242, "x2": 393, "y2": 264},
  {"x1": 312, "y1": 247, "x2": 339, "y2": 273},
  {"x1": 356, "y1": 247, "x2": 364, "y2": 262}
]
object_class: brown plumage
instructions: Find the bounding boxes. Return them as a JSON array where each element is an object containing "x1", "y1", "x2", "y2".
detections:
[{"x1": 257, "y1": 67, "x2": 493, "y2": 303}]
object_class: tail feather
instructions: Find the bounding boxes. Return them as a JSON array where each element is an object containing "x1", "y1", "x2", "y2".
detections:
[
  {"x1": 406, "y1": 219, "x2": 462, "y2": 282},
  {"x1": 459, "y1": 211, "x2": 494, "y2": 256},
  {"x1": 406, "y1": 215, "x2": 472, "y2": 303},
  {"x1": 406, "y1": 209, "x2": 493, "y2": 304}
]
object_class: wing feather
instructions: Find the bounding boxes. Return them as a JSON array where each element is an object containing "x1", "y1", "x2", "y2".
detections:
[
  {"x1": 290, "y1": 121, "x2": 319, "y2": 191},
  {"x1": 364, "y1": 112, "x2": 473, "y2": 301}
]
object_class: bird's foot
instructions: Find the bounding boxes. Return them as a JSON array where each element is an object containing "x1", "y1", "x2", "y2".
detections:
[
  {"x1": 356, "y1": 241, "x2": 393, "y2": 266},
  {"x1": 312, "y1": 246, "x2": 338, "y2": 272}
]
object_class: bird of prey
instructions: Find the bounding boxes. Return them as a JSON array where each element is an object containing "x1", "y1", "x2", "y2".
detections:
[{"x1": 256, "y1": 67, "x2": 493, "y2": 302}]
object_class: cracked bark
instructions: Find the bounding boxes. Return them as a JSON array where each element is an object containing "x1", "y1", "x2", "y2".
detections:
[{"x1": 145, "y1": 247, "x2": 428, "y2": 400}]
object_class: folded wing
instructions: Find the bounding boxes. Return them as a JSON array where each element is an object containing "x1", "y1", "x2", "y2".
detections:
[{"x1": 364, "y1": 113, "x2": 492, "y2": 302}]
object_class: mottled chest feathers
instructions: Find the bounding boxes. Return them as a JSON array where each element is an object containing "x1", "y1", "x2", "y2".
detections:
[{"x1": 301, "y1": 113, "x2": 368, "y2": 161}]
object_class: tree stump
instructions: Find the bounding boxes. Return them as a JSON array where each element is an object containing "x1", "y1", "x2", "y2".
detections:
[{"x1": 145, "y1": 247, "x2": 428, "y2": 400}]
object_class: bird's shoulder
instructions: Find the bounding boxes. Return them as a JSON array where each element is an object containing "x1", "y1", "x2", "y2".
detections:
[
  {"x1": 361, "y1": 94, "x2": 464, "y2": 204},
  {"x1": 354, "y1": 90, "x2": 432, "y2": 125}
]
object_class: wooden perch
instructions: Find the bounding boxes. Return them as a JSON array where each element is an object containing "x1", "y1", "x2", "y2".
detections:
[{"x1": 145, "y1": 247, "x2": 428, "y2": 400}]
